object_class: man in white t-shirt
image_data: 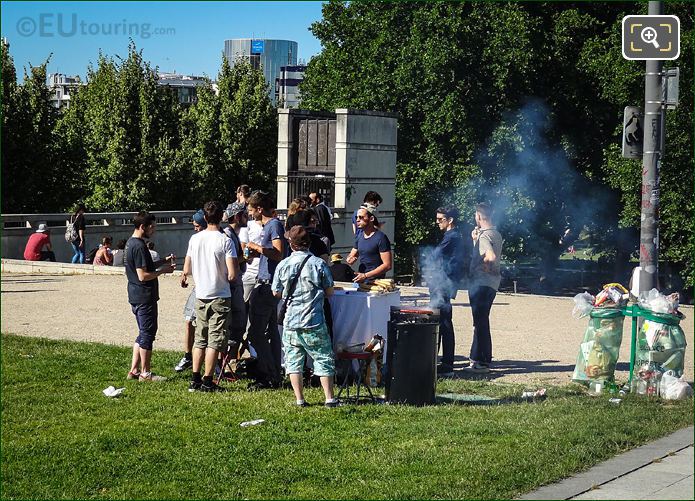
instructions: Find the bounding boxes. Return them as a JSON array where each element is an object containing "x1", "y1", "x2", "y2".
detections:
[{"x1": 181, "y1": 201, "x2": 239, "y2": 392}]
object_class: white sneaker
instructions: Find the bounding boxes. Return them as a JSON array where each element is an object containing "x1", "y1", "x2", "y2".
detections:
[
  {"x1": 174, "y1": 356, "x2": 192, "y2": 372},
  {"x1": 464, "y1": 362, "x2": 490, "y2": 374}
]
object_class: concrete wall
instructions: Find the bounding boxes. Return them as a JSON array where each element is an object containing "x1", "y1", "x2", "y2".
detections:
[
  {"x1": 334, "y1": 109, "x2": 398, "y2": 264},
  {"x1": 2, "y1": 211, "x2": 201, "y2": 265}
]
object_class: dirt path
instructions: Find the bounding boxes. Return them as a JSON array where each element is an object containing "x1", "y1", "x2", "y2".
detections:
[{"x1": 2, "y1": 272, "x2": 692, "y2": 386}]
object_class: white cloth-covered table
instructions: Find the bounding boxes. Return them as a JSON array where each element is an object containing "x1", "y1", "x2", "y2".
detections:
[{"x1": 328, "y1": 289, "x2": 401, "y2": 350}]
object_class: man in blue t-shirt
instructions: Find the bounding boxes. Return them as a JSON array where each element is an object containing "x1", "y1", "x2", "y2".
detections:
[
  {"x1": 346, "y1": 205, "x2": 392, "y2": 282},
  {"x1": 125, "y1": 211, "x2": 175, "y2": 382},
  {"x1": 244, "y1": 191, "x2": 286, "y2": 389}
]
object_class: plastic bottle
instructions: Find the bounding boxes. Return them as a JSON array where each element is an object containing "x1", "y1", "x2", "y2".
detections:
[
  {"x1": 646, "y1": 372, "x2": 662, "y2": 397},
  {"x1": 589, "y1": 380, "x2": 604, "y2": 394}
]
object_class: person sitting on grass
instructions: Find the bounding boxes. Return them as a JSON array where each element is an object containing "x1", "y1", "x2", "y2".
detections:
[
  {"x1": 272, "y1": 225, "x2": 339, "y2": 408},
  {"x1": 93, "y1": 236, "x2": 113, "y2": 266}
]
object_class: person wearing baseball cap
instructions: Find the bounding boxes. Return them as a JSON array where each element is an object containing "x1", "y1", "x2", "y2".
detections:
[
  {"x1": 23, "y1": 223, "x2": 56, "y2": 262},
  {"x1": 192, "y1": 209, "x2": 207, "y2": 230}
]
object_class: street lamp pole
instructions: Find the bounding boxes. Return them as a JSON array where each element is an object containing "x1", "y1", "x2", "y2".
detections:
[{"x1": 639, "y1": 0, "x2": 664, "y2": 292}]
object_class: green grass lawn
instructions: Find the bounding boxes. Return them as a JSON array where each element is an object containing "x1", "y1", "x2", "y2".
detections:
[{"x1": 1, "y1": 334, "x2": 692, "y2": 500}]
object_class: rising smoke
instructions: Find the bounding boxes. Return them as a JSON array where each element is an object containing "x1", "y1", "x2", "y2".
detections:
[{"x1": 418, "y1": 98, "x2": 621, "y2": 294}]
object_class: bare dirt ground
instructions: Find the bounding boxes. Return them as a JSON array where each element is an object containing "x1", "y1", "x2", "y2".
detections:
[{"x1": 2, "y1": 272, "x2": 692, "y2": 386}]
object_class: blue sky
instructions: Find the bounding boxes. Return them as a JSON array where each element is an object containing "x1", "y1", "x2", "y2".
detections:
[{"x1": 1, "y1": 1, "x2": 325, "y2": 80}]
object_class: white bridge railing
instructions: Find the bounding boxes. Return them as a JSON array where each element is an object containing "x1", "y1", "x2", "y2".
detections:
[{"x1": 1, "y1": 209, "x2": 360, "y2": 266}]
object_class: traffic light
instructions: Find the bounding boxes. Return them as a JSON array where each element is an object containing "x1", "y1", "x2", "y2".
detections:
[{"x1": 622, "y1": 106, "x2": 643, "y2": 159}]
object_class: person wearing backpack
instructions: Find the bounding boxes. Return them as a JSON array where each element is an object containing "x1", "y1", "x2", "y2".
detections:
[{"x1": 67, "y1": 204, "x2": 87, "y2": 264}]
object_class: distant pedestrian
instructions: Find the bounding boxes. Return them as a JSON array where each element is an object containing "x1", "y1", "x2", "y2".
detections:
[
  {"x1": 465, "y1": 202, "x2": 503, "y2": 374},
  {"x1": 352, "y1": 191, "x2": 383, "y2": 235},
  {"x1": 181, "y1": 201, "x2": 239, "y2": 392},
  {"x1": 236, "y1": 185, "x2": 251, "y2": 205},
  {"x1": 23, "y1": 224, "x2": 56, "y2": 262},
  {"x1": 244, "y1": 191, "x2": 286, "y2": 390},
  {"x1": 174, "y1": 209, "x2": 207, "y2": 374},
  {"x1": 147, "y1": 241, "x2": 160, "y2": 262},
  {"x1": 346, "y1": 205, "x2": 392, "y2": 282},
  {"x1": 125, "y1": 211, "x2": 176, "y2": 382},
  {"x1": 69, "y1": 204, "x2": 87, "y2": 264},
  {"x1": 285, "y1": 198, "x2": 308, "y2": 230},
  {"x1": 294, "y1": 210, "x2": 330, "y2": 263},
  {"x1": 222, "y1": 202, "x2": 249, "y2": 362},
  {"x1": 309, "y1": 191, "x2": 335, "y2": 248},
  {"x1": 272, "y1": 225, "x2": 338, "y2": 407},
  {"x1": 239, "y1": 211, "x2": 263, "y2": 304}
]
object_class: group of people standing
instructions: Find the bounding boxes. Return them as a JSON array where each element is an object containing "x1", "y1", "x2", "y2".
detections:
[
  {"x1": 25, "y1": 190, "x2": 498, "y2": 386},
  {"x1": 430, "y1": 203, "x2": 503, "y2": 376},
  {"x1": 124, "y1": 186, "x2": 393, "y2": 407}
]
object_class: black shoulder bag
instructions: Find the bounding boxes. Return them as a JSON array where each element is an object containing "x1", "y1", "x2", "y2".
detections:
[{"x1": 277, "y1": 254, "x2": 312, "y2": 325}]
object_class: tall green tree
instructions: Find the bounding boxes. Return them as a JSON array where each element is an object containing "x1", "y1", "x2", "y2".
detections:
[
  {"x1": 301, "y1": 1, "x2": 693, "y2": 287},
  {"x1": 57, "y1": 42, "x2": 183, "y2": 211},
  {"x1": 174, "y1": 56, "x2": 277, "y2": 207},
  {"x1": 217, "y1": 57, "x2": 277, "y2": 196},
  {"x1": 579, "y1": 4, "x2": 694, "y2": 288},
  {"x1": 2, "y1": 40, "x2": 21, "y2": 212},
  {"x1": 175, "y1": 81, "x2": 222, "y2": 206},
  {"x1": 1, "y1": 50, "x2": 59, "y2": 213}
]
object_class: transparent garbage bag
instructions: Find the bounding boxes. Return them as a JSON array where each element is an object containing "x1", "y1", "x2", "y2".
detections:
[
  {"x1": 659, "y1": 373, "x2": 694, "y2": 400},
  {"x1": 572, "y1": 308, "x2": 625, "y2": 384},
  {"x1": 633, "y1": 311, "x2": 687, "y2": 378}
]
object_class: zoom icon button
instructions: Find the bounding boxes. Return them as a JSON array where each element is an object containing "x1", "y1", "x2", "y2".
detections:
[{"x1": 623, "y1": 15, "x2": 680, "y2": 61}]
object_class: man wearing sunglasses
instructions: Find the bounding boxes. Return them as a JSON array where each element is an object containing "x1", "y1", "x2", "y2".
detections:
[
  {"x1": 430, "y1": 206, "x2": 468, "y2": 378},
  {"x1": 346, "y1": 205, "x2": 392, "y2": 283}
]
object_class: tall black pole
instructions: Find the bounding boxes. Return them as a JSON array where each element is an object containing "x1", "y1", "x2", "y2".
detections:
[{"x1": 639, "y1": 0, "x2": 664, "y2": 292}]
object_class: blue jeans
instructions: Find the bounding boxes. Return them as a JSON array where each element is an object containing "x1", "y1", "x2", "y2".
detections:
[
  {"x1": 430, "y1": 288, "x2": 454, "y2": 367},
  {"x1": 469, "y1": 286, "x2": 497, "y2": 365},
  {"x1": 71, "y1": 242, "x2": 85, "y2": 264}
]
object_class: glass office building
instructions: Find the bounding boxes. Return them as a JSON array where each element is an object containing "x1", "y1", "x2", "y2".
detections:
[{"x1": 224, "y1": 39, "x2": 298, "y2": 105}]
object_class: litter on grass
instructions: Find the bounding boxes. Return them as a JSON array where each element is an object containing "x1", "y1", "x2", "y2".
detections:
[
  {"x1": 102, "y1": 386, "x2": 125, "y2": 398},
  {"x1": 240, "y1": 419, "x2": 266, "y2": 427},
  {"x1": 521, "y1": 388, "x2": 547, "y2": 400}
]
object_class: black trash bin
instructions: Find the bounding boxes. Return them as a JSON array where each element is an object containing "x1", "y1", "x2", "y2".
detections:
[{"x1": 385, "y1": 307, "x2": 439, "y2": 406}]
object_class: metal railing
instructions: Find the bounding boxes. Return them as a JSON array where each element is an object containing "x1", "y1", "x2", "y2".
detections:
[{"x1": 285, "y1": 174, "x2": 335, "y2": 207}]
